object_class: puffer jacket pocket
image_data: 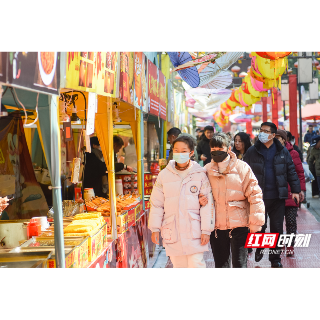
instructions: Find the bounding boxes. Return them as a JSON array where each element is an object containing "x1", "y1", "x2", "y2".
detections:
[
  {"x1": 188, "y1": 212, "x2": 202, "y2": 239},
  {"x1": 228, "y1": 201, "x2": 248, "y2": 226},
  {"x1": 161, "y1": 215, "x2": 178, "y2": 244}
]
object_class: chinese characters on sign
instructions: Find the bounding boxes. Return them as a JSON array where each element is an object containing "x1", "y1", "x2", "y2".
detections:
[
  {"x1": 148, "y1": 60, "x2": 159, "y2": 117},
  {"x1": 159, "y1": 70, "x2": 167, "y2": 120},
  {"x1": 245, "y1": 233, "x2": 312, "y2": 248}
]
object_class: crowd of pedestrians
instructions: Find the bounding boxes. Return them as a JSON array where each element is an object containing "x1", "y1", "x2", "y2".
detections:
[{"x1": 149, "y1": 122, "x2": 309, "y2": 268}]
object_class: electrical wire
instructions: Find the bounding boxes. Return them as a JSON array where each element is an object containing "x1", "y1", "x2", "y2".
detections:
[{"x1": 12, "y1": 87, "x2": 28, "y2": 126}]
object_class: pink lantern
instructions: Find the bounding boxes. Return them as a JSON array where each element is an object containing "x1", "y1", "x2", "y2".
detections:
[{"x1": 250, "y1": 75, "x2": 268, "y2": 92}]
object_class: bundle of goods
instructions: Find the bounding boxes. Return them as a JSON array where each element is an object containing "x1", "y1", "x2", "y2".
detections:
[
  {"x1": 85, "y1": 194, "x2": 140, "y2": 216},
  {"x1": 0, "y1": 196, "x2": 10, "y2": 215},
  {"x1": 64, "y1": 212, "x2": 105, "y2": 237}
]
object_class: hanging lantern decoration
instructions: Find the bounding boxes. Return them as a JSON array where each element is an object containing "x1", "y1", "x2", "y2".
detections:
[
  {"x1": 231, "y1": 65, "x2": 240, "y2": 77},
  {"x1": 294, "y1": 61, "x2": 298, "y2": 68},
  {"x1": 316, "y1": 65, "x2": 320, "y2": 71},
  {"x1": 287, "y1": 69, "x2": 293, "y2": 74},
  {"x1": 256, "y1": 52, "x2": 291, "y2": 60},
  {"x1": 239, "y1": 72, "x2": 247, "y2": 78}
]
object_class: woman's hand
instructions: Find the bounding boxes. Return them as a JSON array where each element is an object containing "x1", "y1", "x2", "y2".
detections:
[
  {"x1": 299, "y1": 191, "x2": 305, "y2": 202},
  {"x1": 199, "y1": 193, "x2": 208, "y2": 206},
  {"x1": 151, "y1": 232, "x2": 160, "y2": 245},
  {"x1": 201, "y1": 234, "x2": 210, "y2": 245},
  {"x1": 200, "y1": 154, "x2": 207, "y2": 161}
]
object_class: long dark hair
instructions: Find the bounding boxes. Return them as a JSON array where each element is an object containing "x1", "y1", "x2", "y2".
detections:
[{"x1": 232, "y1": 132, "x2": 252, "y2": 156}]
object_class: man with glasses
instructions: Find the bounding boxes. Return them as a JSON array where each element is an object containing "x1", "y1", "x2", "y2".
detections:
[{"x1": 244, "y1": 122, "x2": 300, "y2": 268}]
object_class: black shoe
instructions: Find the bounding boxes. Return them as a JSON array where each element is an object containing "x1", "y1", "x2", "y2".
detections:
[
  {"x1": 271, "y1": 261, "x2": 283, "y2": 268},
  {"x1": 255, "y1": 248, "x2": 264, "y2": 262},
  {"x1": 248, "y1": 248, "x2": 253, "y2": 254}
]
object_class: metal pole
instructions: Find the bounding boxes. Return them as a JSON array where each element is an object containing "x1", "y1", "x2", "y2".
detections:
[
  {"x1": 283, "y1": 101, "x2": 286, "y2": 121},
  {"x1": 298, "y1": 83, "x2": 303, "y2": 151}
]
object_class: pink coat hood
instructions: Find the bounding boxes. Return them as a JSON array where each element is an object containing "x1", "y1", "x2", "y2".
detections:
[{"x1": 148, "y1": 160, "x2": 215, "y2": 257}]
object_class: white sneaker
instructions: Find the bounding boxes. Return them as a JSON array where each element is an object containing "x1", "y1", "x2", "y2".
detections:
[{"x1": 312, "y1": 195, "x2": 320, "y2": 198}]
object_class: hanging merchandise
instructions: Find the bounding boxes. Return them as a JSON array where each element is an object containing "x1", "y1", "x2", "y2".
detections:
[
  {"x1": 167, "y1": 52, "x2": 200, "y2": 88},
  {"x1": 200, "y1": 70, "x2": 233, "y2": 90},
  {"x1": 171, "y1": 52, "x2": 226, "y2": 72},
  {"x1": 86, "y1": 92, "x2": 97, "y2": 135},
  {"x1": 71, "y1": 158, "x2": 81, "y2": 184},
  {"x1": 198, "y1": 52, "x2": 244, "y2": 87}
]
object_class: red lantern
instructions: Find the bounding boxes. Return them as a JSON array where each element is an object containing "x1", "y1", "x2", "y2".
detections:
[
  {"x1": 314, "y1": 60, "x2": 319, "y2": 66},
  {"x1": 287, "y1": 69, "x2": 293, "y2": 74},
  {"x1": 256, "y1": 52, "x2": 291, "y2": 60},
  {"x1": 231, "y1": 66, "x2": 241, "y2": 73},
  {"x1": 294, "y1": 61, "x2": 298, "y2": 68},
  {"x1": 317, "y1": 65, "x2": 320, "y2": 70},
  {"x1": 239, "y1": 72, "x2": 247, "y2": 78}
]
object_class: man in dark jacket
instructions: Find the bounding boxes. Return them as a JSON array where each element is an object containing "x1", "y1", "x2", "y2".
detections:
[
  {"x1": 197, "y1": 125, "x2": 214, "y2": 166},
  {"x1": 304, "y1": 125, "x2": 316, "y2": 144},
  {"x1": 244, "y1": 122, "x2": 301, "y2": 268}
]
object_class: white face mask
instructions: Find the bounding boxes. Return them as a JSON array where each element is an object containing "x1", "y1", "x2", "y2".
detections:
[
  {"x1": 258, "y1": 132, "x2": 273, "y2": 144},
  {"x1": 173, "y1": 153, "x2": 190, "y2": 164}
]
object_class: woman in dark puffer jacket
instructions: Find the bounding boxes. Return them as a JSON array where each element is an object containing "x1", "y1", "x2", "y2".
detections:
[{"x1": 275, "y1": 130, "x2": 306, "y2": 257}]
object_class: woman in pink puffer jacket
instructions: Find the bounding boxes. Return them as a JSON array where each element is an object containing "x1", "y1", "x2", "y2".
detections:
[
  {"x1": 148, "y1": 136, "x2": 215, "y2": 268},
  {"x1": 200, "y1": 133, "x2": 265, "y2": 268}
]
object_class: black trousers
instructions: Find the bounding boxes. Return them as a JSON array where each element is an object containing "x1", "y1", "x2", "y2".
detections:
[
  {"x1": 311, "y1": 169, "x2": 319, "y2": 196},
  {"x1": 260, "y1": 199, "x2": 285, "y2": 263},
  {"x1": 210, "y1": 227, "x2": 249, "y2": 268}
]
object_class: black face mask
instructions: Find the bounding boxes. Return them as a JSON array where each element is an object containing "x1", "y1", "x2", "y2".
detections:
[{"x1": 211, "y1": 150, "x2": 228, "y2": 163}]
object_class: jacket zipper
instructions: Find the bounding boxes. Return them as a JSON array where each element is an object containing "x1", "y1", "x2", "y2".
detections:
[{"x1": 225, "y1": 175, "x2": 230, "y2": 229}]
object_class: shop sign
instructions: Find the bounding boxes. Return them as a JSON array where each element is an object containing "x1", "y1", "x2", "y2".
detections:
[
  {"x1": 7, "y1": 52, "x2": 60, "y2": 94},
  {"x1": 119, "y1": 52, "x2": 134, "y2": 104},
  {"x1": 134, "y1": 52, "x2": 148, "y2": 112},
  {"x1": 159, "y1": 70, "x2": 167, "y2": 120},
  {"x1": 0, "y1": 52, "x2": 7, "y2": 83},
  {"x1": 148, "y1": 60, "x2": 159, "y2": 116},
  {"x1": 167, "y1": 79, "x2": 174, "y2": 124},
  {"x1": 66, "y1": 52, "x2": 117, "y2": 97}
]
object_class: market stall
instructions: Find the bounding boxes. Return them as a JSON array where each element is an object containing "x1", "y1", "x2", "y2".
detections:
[{"x1": 0, "y1": 51, "x2": 170, "y2": 268}]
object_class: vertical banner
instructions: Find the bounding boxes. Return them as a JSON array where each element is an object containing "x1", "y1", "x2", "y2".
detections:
[
  {"x1": 141, "y1": 53, "x2": 148, "y2": 113},
  {"x1": 272, "y1": 88, "x2": 279, "y2": 128},
  {"x1": 119, "y1": 52, "x2": 134, "y2": 104},
  {"x1": 119, "y1": 52, "x2": 129, "y2": 102},
  {"x1": 148, "y1": 60, "x2": 159, "y2": 116},
  {"x1": 261, "y1": 97, "x2": 268, "y2": 123},
  {"x1": 159, "y1": 70, "x2": 167, "y2": 120},
  {"x1": 134, "y1": 52, "x2": 142, "y2": 109},
  {"x1": 167, "y1": 79, "x2": 174, "y2": 123},
  {"x1": 86, "y1": 92, "x2": 97, "y2": 136},
  {"x1": 289, "y1": 74, "x2": 298, "y2": 141}
]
